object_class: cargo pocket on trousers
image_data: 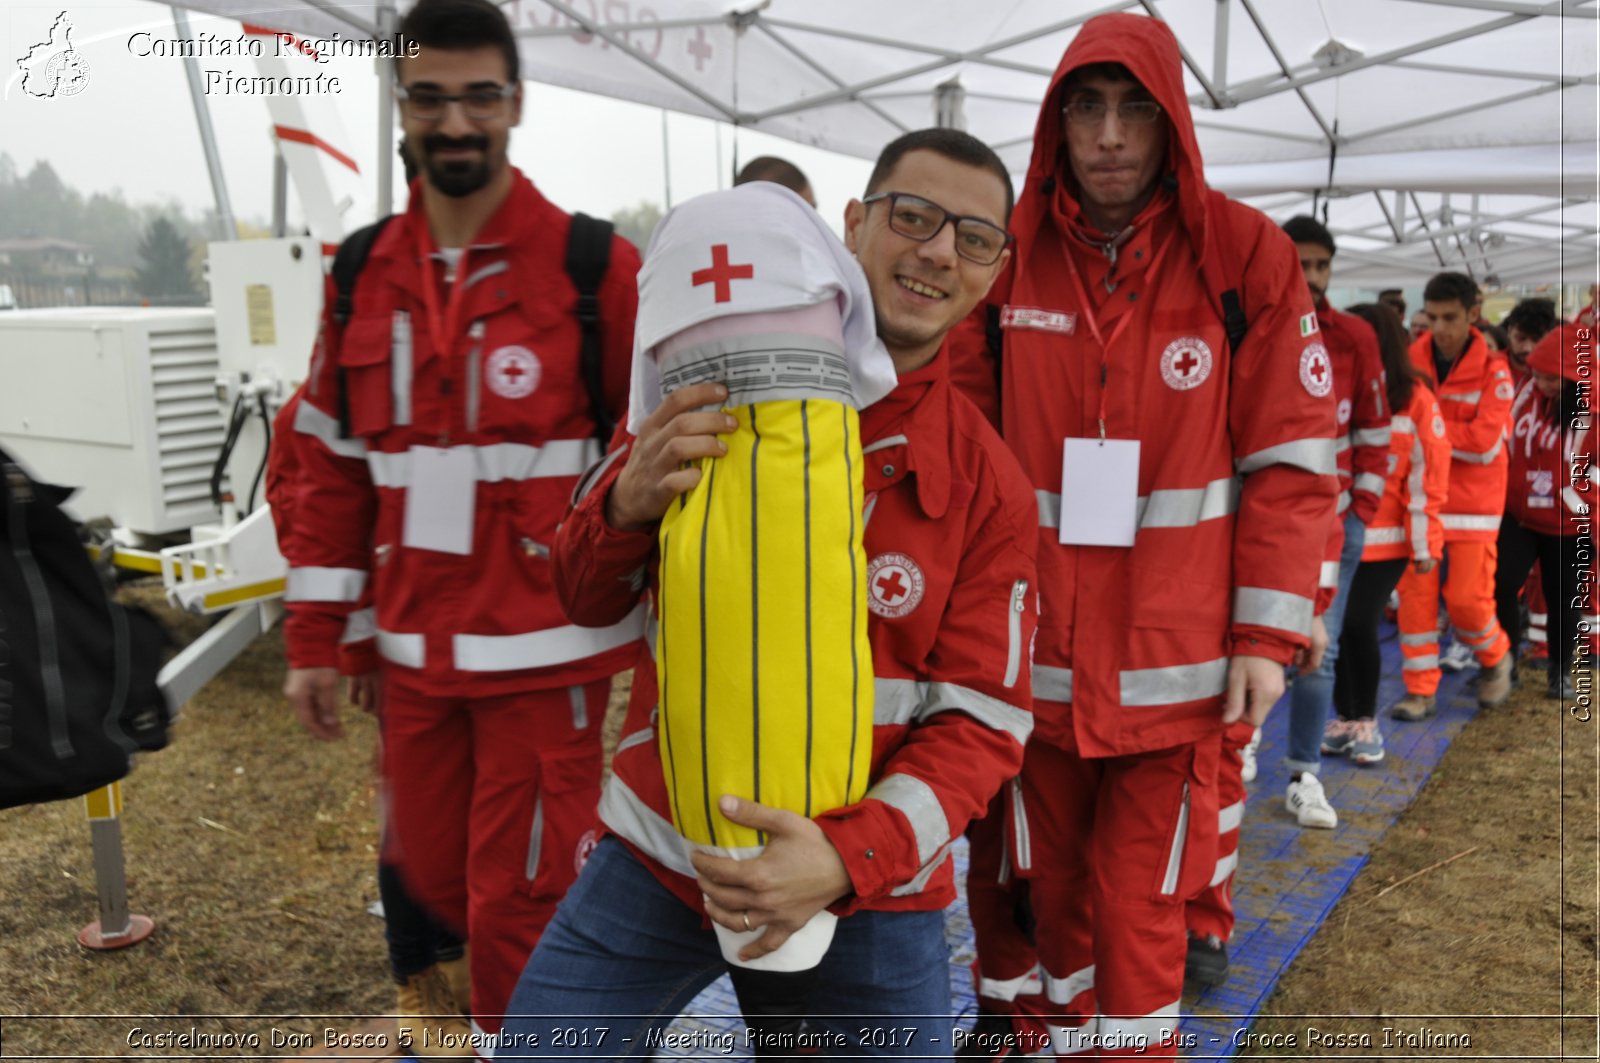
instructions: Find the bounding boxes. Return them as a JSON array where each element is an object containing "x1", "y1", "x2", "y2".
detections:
[
  {"x1": 1153, "y1": 740, "x2": 1221, "y2": 904},
  {"x1": 522, "y1": 744, "x2": 603, "y2": 902}
]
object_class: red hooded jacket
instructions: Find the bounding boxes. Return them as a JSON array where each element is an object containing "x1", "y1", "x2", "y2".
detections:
[
  {"x1": 949, "y1": 13, "x2": 1337, "y2": 757},
  {"x1": 1507, "y1": 323, "x2": 1597, "y2": 537}
]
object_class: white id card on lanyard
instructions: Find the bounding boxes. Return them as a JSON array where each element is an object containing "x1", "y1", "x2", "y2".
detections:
[
  {"x1": 402, "y1": 446, "x2": 477, "y2": 555},
  {"x1": 1059, "y1": 438, "x2": 1141, "y2": 547}
]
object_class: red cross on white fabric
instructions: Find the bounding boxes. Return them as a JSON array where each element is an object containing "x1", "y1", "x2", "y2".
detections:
[
  {"x1": 687, "y1": 27, "x2": 713, "y2": 71},
  {"x1": 875, "y1": 569, "x2": 910, "y2": 603},
  {"x1": 1173, "y1": 349, "x2": 1201, "y2": 378},
  {"x1": 691, "y1": 244, "x2": 754, "y2": 303}
]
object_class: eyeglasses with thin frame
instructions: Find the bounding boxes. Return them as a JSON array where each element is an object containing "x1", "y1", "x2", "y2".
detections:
[
  {"x1": 396, "y1": 83, "x2": 516, "y2": 121},
  {"x1": 1062, "y1": 95, "x2": 1163, "y2": 126},
  {"x1": 861, "y1": 192, "x2": 1012, "y2": 266}
]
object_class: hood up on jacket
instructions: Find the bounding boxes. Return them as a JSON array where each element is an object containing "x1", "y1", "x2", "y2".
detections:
[
  {"x1": 1011, "y1": 12, "x2": 1211, "y2": 262},
  {"x1": 1528, "y1": 321, "x2": 1594, "y2": 383}
]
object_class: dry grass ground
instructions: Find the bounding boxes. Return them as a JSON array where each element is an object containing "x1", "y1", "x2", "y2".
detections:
[{"x1": 0, "y1": 587, "x2": 1595, "y2": 1060}]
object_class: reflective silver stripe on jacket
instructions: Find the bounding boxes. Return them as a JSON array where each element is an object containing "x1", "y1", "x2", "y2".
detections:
[
  {"x1": 571, "y1": 443, "x2": 630, "y2": 505},
  {"x1": 376, "y1": 629, "x2": 425, "y2": 668},
  {"x1": 391, "y1": 310, "x2": 413, "y2": 426},
  {"x1": 1032, "y1": 664, "x2": 1073, "y2": 703},
  {"x1": 285, "y1": 566, "x2": 367, "y2": 603},
  {"x1": 452, "y1": 603, "x2": 646, "y2": 672},
  {"x1": 1407, "y1": 434, "x2": 1432, "y2": 562},
  {"x1": 1352, "y1": 426, "x2": 1392, "y2": 448},
  {"x1": 1354, "y1": 471, "x2": 1386, "y2": 496},
  {"x1": 1451, "y1": 438, "x2": 1504, "y2": 465},
  {"x1": 599, "y1": 773, "x2": 759, "y2": 879},
  {"x1": 341, "y1": 607, "x2": 375, "y2": 644},
  {"x1": 1036, "y1": 477, "x2": 1238, "y2": 531},
  {"x1": 294, "y1": 399, "x2": 368, "y2": 459},
  {"x1": 1337, "y1": 490, "x2": 1351, "y2": 514},
  {"x1": 1334, "y1": 435, "x2": 1351, "y2": 454},
  {"x1": 1441, "y1": 513, "x2": 1500, "y2": 531},
  {"x1": 889, "y1": 840, "x2": 954, "y2": 897},
  {"x1": 1442, "y1": 389, "x2": 1482, "y2": 404},
  {"x1": 1121, "y1": 659, "x2": 1229, "y2": 707},
  {"x1": 1319, "y1": 561, "x2": 1339, "y2": 589},
  {"x1": 867, "y1": 773, "x2": 947, "y2": 867},
  {"x1": 1365, "y1": 527, "x2": 1406, "y2": 545},
  {"x1": 1237, "y1": 437, "x2": 1337, "y2": 477},
  {"x1": 871, "y1": 678, "x2": 1031, "y2": 745},
  {"x1": 1234, "y1": 586, "x2": 1315, "y2": 637},
  {"x1": 1392, "y1": 414, "x2": 1417, "y2": 434},
  {"x1": 366, "y1": 438, "x2": 600, "y2": 488},
  {"x1": 1043, "y1": 963, "x2": 1095, "y2": 1005}
]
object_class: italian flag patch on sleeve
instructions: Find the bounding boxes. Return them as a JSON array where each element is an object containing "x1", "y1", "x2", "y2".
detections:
[{"x1": 1300, "y1": 312, "x2": 1319, "y2": 337}]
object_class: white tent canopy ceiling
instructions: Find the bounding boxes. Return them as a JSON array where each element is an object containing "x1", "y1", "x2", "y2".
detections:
[{"x1": 177, "y1": 0, "x2": 1597, "y2": 287}]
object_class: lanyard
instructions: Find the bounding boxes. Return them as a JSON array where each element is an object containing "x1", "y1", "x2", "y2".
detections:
[
  {"x1": 1063, "y1": 227, "x2": 1177, "y2": 441},
  {"x1": 414, "y1": 224, "x2": 474, "y2": 360}
]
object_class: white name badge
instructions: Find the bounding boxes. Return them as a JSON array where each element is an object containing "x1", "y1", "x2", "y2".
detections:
[
  {"x1": 402, "y1": 446, "x2": 477, "y2": 555},
  {"x1": 1059, "y1": 438, "x2": 1141, "y2": 547}
]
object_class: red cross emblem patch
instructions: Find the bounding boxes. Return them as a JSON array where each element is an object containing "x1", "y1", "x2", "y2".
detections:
[
  {"x1": 867, "y1": 552, "x2": 926, "y2": 619},
  {"x1": 1299, "y1": 341, "x2": 1333, "y2": 398},
  {"x1": 486, "y1": 345, "x2": 541, "y2": 399},
  {"x1": 691, "y1": 243, "x2": 755, "y2": 303},
  {"x1": 1159, "y1": 337, "x2": 1213, "y2": 391}
]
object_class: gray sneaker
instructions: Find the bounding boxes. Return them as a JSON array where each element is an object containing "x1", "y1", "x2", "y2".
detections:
[
  {"x1": 1320, "y1": 718, "x2": 1359, "y2": 757},
  {"x1": 1347, "y1": 718, "x2": 1385, "y2": 765}
]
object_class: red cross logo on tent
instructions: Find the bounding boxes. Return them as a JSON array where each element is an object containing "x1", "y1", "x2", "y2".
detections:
[
  {"x1": 692, "y1": 244, "x2": 754, "y2": 303},
  {"x1": 1299, "y1": 341, "x2": 1333, "y2": 398},
  {"x1": 867, "y1": 552, "x2": 925, "y2": 619},
  {"x1": 686, "y1": 27, "x2": 713, "y2": 72}
]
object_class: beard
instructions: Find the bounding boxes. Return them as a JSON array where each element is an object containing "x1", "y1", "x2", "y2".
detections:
[{"x1": 421, "y1": 134, "x2": 493, "y2": 198}]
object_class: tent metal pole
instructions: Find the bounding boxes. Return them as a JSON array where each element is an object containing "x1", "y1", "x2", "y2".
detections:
[
  {"x1": 1410, "y1": 192, "x2": 1450, "y2": 267},
  {"x1": 755, "y1": 22, "x2": 909, "y2": 134},
  {"x1": 377, "y1": 0, "x2": 397, "y2": 218},
  {"x1": 1373, "y1": 192, "x2": 1402, "y2": 242},
  {"x1": 173, "y1": 8, "x2": 236, "y2": 241},
  {"x1": 272, "y1": 147, "x2": 288, "y2": 238},
  {"x1": 1213, "y1": 0, "x2": 1231, "y2": 88},
  {"x1": 1236, "y1": 0, "x2": 1334, "y2": 141}
]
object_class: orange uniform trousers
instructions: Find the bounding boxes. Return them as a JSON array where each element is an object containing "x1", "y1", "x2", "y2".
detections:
[{"x1": 1396, "y1": 540, "x2": 1511, "y2": 695}]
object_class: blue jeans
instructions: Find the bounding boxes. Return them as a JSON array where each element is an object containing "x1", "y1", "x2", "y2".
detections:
[
  {"x1": 1286, "y1": 510, "x2": 1365, "y2": 774},
  {"x1": 499, "y1": 837, "x2": 954, "y2": 1060}
]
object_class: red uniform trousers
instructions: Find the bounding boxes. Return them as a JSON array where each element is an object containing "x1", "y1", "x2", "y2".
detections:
[
  {"x1": 1005, "y1": 735, "x2": 1219, "y2": 1058},
  {"x1": 1184, "y1": 720, "x2": 1252, "y2": 943},
  {"x1": 966, "y1": 793, "x2": 1052, "y2": 1054},
  {"x1": 382, "y1": 676, "x2": 608, "y2": 1036},
  {"x1": 1397, "y1": 540, "x2": 1511, "y2": 695}
]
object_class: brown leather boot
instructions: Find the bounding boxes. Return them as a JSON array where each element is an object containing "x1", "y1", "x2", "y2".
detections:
[
  {"x1": 1477, "y1": 652, "x2": 1514, "y2": 707},
  {"x1": 396, "y1": 966, "x2": 475, "y2": 1058},
  {"x1": 1389, "y1": 693, "x2": 1436, "y2": 721}
]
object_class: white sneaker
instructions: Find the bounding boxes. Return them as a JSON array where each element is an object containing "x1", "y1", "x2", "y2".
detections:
[
  {"x1": 1439, "y1": 637, "x2": 1477, "y2": 673},
  {"x1": 1285, "y1": 772, "x2": 1338, "y2": 829},
  {"x1": 1239, "y1": 726, "x2": 1262, "y2": 783}
]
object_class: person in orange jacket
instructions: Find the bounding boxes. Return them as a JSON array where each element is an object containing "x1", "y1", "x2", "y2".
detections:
[
  {"x1": 1391, "y1": 272, "x2": 1515, "y2": 719},
  {"x1": 1325, "y1": 303, "x2": 1449, "y2": 765}
]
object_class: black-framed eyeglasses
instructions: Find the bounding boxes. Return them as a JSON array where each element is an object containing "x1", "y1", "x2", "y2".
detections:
[
  {"x1": 862, "y1": 192, "x2": 1011, "y2": 266},
  {"x1": 396, "y1": 83, "x2": 517, "y2": 121},
  {"x1": 1062, "y1": 96, "x2": 1163, "y2": 126}
]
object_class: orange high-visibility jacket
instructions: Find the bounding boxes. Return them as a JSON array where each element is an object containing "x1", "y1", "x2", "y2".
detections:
[
  {"x1": 1362, "y1": 385, "x2": 1449, "y2": 565},
  {"x1": 1407, "y1": 329, "x2": 1512, "y2": 543}
]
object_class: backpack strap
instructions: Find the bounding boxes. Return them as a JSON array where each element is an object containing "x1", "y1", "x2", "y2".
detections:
[
  {"x1": 985, "y1": 303, "x2": 1005, "y2": 397},
  {"x1": 1202, "y1": 189, "x2": 1251, "y2": 358},
  {"x1": 565, "y1": 212, "x2": 616, "y2": 443},
  {"x1": 329, "y1": 216, "x2": 395, "y2": 438}
]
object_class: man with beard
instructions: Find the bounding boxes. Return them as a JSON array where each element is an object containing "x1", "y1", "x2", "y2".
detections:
[{"x1": 281, "y1": 0, "x2": 641, "y2": 1042}]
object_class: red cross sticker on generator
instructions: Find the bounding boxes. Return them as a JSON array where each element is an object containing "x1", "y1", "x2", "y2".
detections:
[
  {"x1": 691, "y1": 244, "x2": 755, "y2": 303},
  {"x1": 867, "y1": 552, "x2": 926, "y2": 619}
]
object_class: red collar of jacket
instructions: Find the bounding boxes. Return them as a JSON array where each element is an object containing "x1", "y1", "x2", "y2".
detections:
[
  {"x1": 373, "y1": 168, "x2": 553, "y2": 277},
  {"x1": 861, "y1": 346, "x2": 954, "y2": 519}
]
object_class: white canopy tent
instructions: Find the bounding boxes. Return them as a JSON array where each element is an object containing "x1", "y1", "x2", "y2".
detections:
[{"x1": 174, "y1": 0, "x2": 1597, "y2": 286}]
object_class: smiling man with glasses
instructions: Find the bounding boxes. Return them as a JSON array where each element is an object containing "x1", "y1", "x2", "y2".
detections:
[
  {"x1": 949, "y1": 13, "x2": 1336, "y2": 1058},
  {"x1": 280, "y1": 0, "x2": 643, "y2": 1047}
]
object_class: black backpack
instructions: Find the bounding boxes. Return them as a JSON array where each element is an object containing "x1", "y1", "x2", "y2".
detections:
[
  {"x1": 330, "y1": 211, "x2": 618, "y2": 442},
  {"x1": 0, "y1": 451, "x2": 172, "y2": 810}
]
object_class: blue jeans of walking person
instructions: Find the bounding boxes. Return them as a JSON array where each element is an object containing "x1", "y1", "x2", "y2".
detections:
[
  {"x1": 1285, "y1": 510, "x2": 1366, "y2": 774},
  {"x1": 498, "y1": 836, "x2": 954, "y2": 1060}
]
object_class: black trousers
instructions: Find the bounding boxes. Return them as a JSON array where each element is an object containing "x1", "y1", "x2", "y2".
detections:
[
  {"x1": 1494, "y1": 513, "x2": 1576, "y2": 669},
  {"x1": 1334, "y1": 557, "x2": 1409, "y2": 721}
]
